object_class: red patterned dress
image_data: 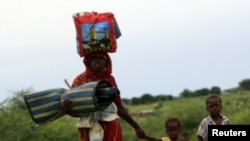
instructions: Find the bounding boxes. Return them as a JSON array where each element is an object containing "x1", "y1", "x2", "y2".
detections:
[{"x1": 71, "y1": 52, "x2": 123, "y2": 141}]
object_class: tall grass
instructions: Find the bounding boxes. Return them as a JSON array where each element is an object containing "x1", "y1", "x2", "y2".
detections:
[{"x1": 0, "y1": 91, "x2": 249, "y2": 141}]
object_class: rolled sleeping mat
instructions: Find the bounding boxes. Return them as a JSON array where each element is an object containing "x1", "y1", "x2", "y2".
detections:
[
  {"x1": 63, "y1": 80, "x2": 120, "y2": 117},
  {"x1": 23, "y1": 88, "x2": 66, "y2": 124},
  {"x1": 23, "y1": 80, "x2": 119, "y2": 126}
]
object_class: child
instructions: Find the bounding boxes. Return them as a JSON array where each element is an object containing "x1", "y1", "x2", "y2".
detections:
[
  {"x1": 197, "y1": 94, "x2": 230, "y2": 141},
  {"x1": 63, "y1": 51, "x2": 145, "y2": 141},
  {"x1": 145, "y1": 117, "x2": 186, "y2": 141}
]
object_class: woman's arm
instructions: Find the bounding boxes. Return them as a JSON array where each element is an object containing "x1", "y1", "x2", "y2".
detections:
[{"x1": 116, "y1": 102, "x2": 146, "y2": 139}]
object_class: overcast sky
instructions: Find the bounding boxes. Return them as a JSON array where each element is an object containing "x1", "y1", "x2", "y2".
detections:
[{"x1": 1, "y1": 0, "x2": 250, "y2": 102}]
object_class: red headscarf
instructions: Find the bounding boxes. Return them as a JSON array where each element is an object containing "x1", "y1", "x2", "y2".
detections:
[{"x1": 71, "y1": 52, "x2": 117, "y2": 88}]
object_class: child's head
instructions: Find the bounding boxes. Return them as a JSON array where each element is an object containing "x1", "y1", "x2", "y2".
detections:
[
  {"x1": 205, "y1": 94, "x2": 222, "y2": 117},
  {"x1": 165, "y1": 117, "x2": 181, "y2": 140}
]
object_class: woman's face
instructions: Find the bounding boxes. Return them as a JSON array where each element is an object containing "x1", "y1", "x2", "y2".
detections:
[{"x1": 89, "y1": 56, "x2": 107, "y2": 71}]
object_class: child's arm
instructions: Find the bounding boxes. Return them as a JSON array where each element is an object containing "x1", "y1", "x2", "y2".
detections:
[
  {"x1": 145, "y1": 135, "x2": 162, "y2": 141},
  {"x1": 178, "y1": 136, "x2": 186, "y2": 141},
  {"x1": 197, "y1": 135, "x2": 204, "y2": 141}
]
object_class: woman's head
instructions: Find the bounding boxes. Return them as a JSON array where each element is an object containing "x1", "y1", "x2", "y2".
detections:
[
  {"x1": 88, "y1": 54, "x2": 107, "y2": 72},
  {"x1": 83, "y1": 52, "x2": 113, "y2": 82},
  {"x1": 84, "y1": 52, "x2": 111, "y2": 72}
]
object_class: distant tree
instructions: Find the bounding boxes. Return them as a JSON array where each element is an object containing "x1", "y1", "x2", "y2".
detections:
[
  {"x1": 130, "y1": 97, "x2": 142, "y2": 105},
  {"x1": 154, "y1": 94, "x2": 167, "y2": 101},
  {"x1": 146, "y1": 94, "x2": 173, "y2": 102},
  {"x1": 180, "y1": 89, "x2": 194, "y2": 97},
  {"x1": 165, "y1": 95, "x2": 174, "y2": 100},
  {"x1": 5, "y1": 88, "x2": 33, "y2": 109},
  {"x1": 141, "y1": 93, "x2": 154, "y2": 103},
  {"x1": 210, "y1": 86, "x2": 221, "y2": 94},
  {"x1": 121, "y1": 98, "x2": 131, "y2": 105},
  {"x1": 194, "y1": 88, "x2": 210, "y2": 96},
  {"x1": 239, "y1": 79, "x2": 250, "y2": 90}
]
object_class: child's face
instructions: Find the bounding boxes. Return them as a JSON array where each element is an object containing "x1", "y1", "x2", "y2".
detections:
[
  {"x1": 206, "y1": 98, "x2": 222, "y2": 116},
  {"x1": 166, "y1": 122, "x2": 180, "y2": 140},
  {"x1": 89, "y1": 56, "x2": 107, "y2": 71}
]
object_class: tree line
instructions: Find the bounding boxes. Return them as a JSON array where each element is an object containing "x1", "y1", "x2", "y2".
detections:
[{"x1": 122, "y1": 78, "x2": 250, "y2": 105}]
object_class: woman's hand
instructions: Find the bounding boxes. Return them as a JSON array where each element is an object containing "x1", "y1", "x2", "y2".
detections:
[
  {"x1": 135, "y1": 128, "x2": 146, "y2": 139},
  {"x1": 61, "y1": 98, "x2": 73, "y2": 113}
]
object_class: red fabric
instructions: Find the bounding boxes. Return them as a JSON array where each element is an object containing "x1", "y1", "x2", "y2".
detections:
[
  {"x1": 78, "y1": 119, "x2": 122, "y2": 141},
  {"x1": 100, "y1": 119, "x2": 122, "y2": 141},
  {"x1": 78, "y1": 128, "x2": 89, "y2": 141},
  {"x1": 71, "y1": 52, "x2": 121, "y2": 103},
  {"x1": 83, "y1": 52, "x2": 116, "y2": 86},
  {"x1": 72, "y1": 52, "x2": 123, "y2": 141}
]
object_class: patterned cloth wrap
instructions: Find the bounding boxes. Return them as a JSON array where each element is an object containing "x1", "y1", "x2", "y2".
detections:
[{"x1": 23, "y1": 80, "x2": 119, "y2": 130}]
